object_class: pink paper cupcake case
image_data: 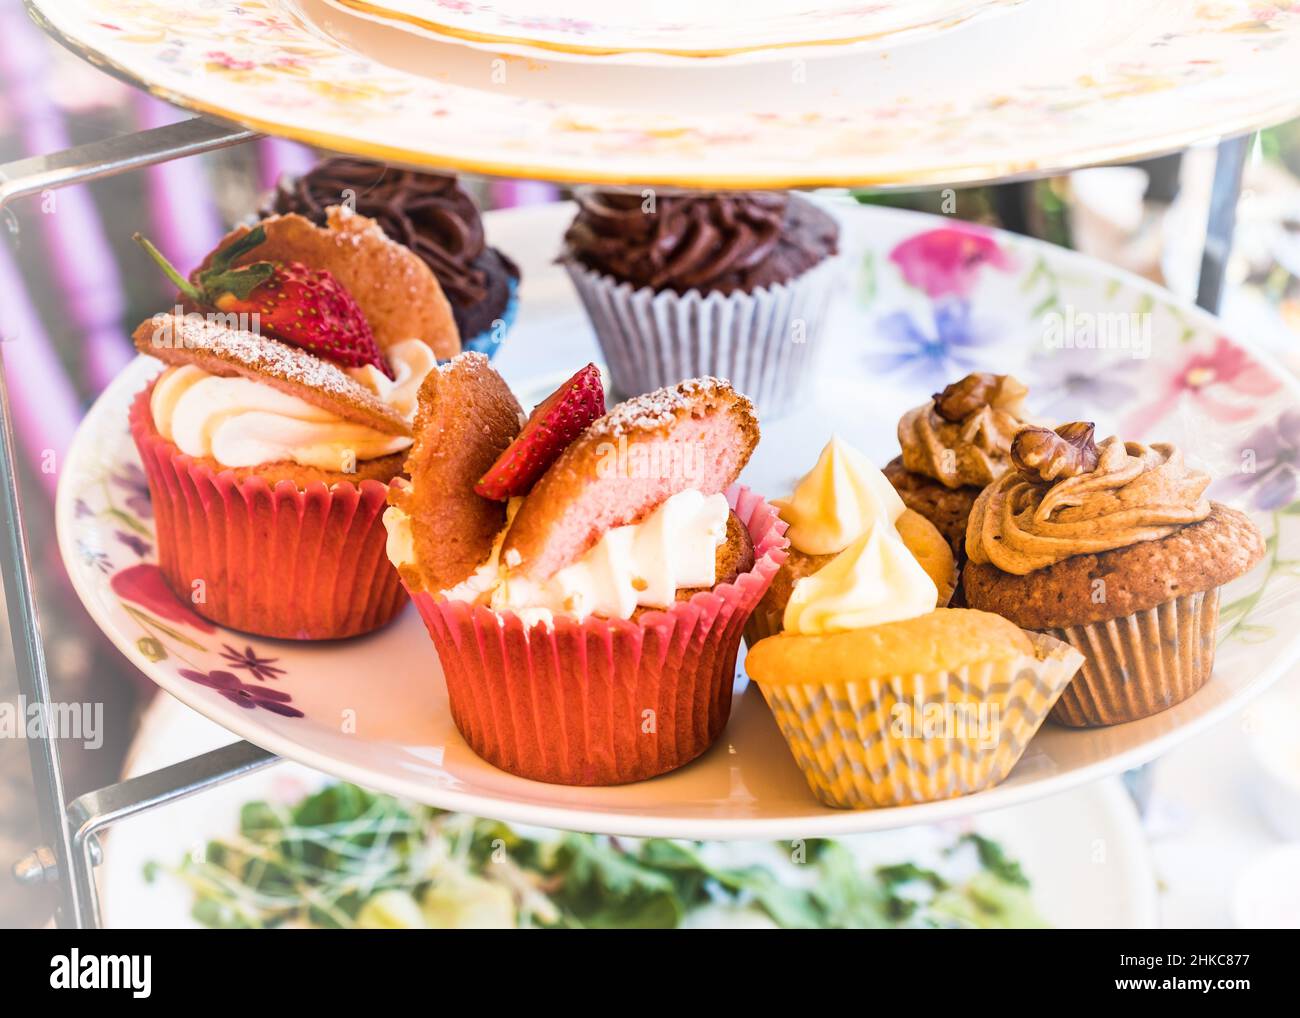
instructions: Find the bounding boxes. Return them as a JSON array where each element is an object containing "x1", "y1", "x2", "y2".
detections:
[
  {"x1": 410, "y1": 485, "x2": 789, "y2": 785},
  {"x1": 129, "y1": 385, "x2": 407, "y2": 640}
]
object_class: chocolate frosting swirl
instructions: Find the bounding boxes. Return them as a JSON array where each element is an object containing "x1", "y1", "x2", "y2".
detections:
[
  {"x1": 564, "y1": 190, "x2": 836, "y2": 294},
  {"x1": 965, "y1": 437, "x2": 1212, "y2": 575},
  {"x1": 266, "y1": 158, "x2": 517, "y2": 312},
  {"x1": 899, "y1": 376, "x2": 1030, "y2": 489}
]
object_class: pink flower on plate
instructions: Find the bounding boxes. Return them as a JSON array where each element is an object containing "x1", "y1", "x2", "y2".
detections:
[
  {"x1": 1122, "y1": 336, "x2": 1282, "y2": 438},
  {"x1": 111, "y1": 563, "x2": 215, "y2": 633},
  {"x1": 889, "y1": 226, "x2": 1015, "y2": 300},
  {"x1": 205, "y1": 51, "x2": 256, "y2": 72}
]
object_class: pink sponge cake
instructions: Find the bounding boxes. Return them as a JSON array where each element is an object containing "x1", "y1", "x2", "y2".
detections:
[
  {"x1": 386, "y1": 365, "x2": 786, "y2": 785},
  {"x1": 500, "y1": 377, "x2": 760, "y2": 583}
]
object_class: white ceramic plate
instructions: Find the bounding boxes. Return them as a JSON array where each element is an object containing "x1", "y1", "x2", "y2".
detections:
[
  {"x1": 328, "y1": 0, "x2": 1026, "y2": 65},
  {"x1": 27, "y1": 0, "x2": 1300, "y2": 188},
  {"x1": 100, "y1": 694, "x2": 1158, "y2": 929},
  {"x1": 57, "y1": 200, "x2": 1300, "y2": 839}
]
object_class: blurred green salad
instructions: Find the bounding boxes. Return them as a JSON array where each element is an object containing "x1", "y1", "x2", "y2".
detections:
[{"x1": 146, "y1": 783, "x2": 1046, "y2": 929}]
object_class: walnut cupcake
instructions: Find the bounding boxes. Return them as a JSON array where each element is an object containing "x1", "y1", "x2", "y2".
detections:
[
  {"x1": 745, "y1": 436, "x2": 955, "y2": 645},
  {"x1": 884, "y1": 372, "x2": 1036, "y2": 552},
  {"x1": 963, "y1": 422, "x2": 1266, "y2": 727},
  {"x1": 561, "y1": 189, "x2": 839, "y2": 418}
]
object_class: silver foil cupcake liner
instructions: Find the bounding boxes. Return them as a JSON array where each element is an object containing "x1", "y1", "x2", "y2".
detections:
[{"x1": 564, "y1": 255, "x2": 838, "y2": 419}]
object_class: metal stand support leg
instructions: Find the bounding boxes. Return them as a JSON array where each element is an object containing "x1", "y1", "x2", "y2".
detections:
[
  {"x1": 1, "y1": 118, "x2": 279, "y2": 929},
  {"x1": 1196, "y1": 134, "x2": 1250, "y2": 314}
]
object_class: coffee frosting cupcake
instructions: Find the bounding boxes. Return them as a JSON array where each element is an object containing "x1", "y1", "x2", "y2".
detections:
[
  {"x1": 884, "y1": 372, "x2": 1035, "y2": 551},
  {"x1": 267, "y1": 157, "x2": 519, "y2": 357},
  {"x1": 963, "y1": 422, "x2": 1266, "y2": 726},
  {"x1": 562, "y1": 189, "x2": 839, "y2": 417}
]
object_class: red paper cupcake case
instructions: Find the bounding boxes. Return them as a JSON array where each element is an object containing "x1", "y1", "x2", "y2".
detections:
[
  {"x1": 411, "y1": 486, "x2": 789, "y2": 785},
  {"x1": 128, "y1": 386, "x2": 406, "y2": 640}
]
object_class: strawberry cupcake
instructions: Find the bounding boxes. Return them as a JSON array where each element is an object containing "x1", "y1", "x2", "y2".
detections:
[
  {"x1": 127, "y1": 209, "x2": 457, "y2": 639},
  {"x1": 385, "y1": 358, "x2": 787, "y2": 785},
  {"x1": 561, "y1": 189, "x2": 839, "y2": 418}
]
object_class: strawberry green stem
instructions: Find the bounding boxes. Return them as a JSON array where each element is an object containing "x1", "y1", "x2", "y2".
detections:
[{"x1": 133, "y1": 232, "x2": 202, "y2": 303}]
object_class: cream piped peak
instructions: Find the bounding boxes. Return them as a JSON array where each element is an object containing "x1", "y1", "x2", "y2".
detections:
[
  {"x1": 774, "y1": 436, "x2": 907, "y2": 556},
  {"x1": 782, "y1": 520, "x2": 939, "y2": 635}
]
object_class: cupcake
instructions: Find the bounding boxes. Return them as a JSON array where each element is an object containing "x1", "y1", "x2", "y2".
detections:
[
  {"x1": 128, "y1": 208, "x2": 456, "y2": 638},
  {"x1": 386, "y1": 358, "x2": 786, "y2": 785},
  {"x1": 266, "y1": 157, "x2": 518, "y2": 357},
  {"x1": 963, "y1": 422, "x2": 1267, "y2": 727},
  {"x1": 745, "y1": 435, "x2": 955, "y2": 644},
  {"x1": 746, "y1": 597, "x2": 1083, "y2": 808},
  {"x1": 883, "y1": 372, "x2": 1036, "y2": 552},
  {"x1": 561, "y1": 189, "x2": 839, "y2": 418}
]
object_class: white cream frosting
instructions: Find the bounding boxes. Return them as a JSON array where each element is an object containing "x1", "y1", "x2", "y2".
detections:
[
  {"x1": 150, "y1": 339, "x2": 435, "y2": 471},
  {"x1": 384, "y1": 489, "x2": 731, "y2": 624},
  {"x1": 783, "y1": 519, "x2": 938, "y2": 636},
  {"x1": 774, "y1": 435, "x2": 907, "y2": 556}
]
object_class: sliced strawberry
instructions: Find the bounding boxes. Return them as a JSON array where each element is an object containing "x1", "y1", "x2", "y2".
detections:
[
  {"x1": 134, "y1": 227, "x2": 391, "y2": 378},
  {"x1": 474, "y1": 363, "x2": 605, "y2": 501}
]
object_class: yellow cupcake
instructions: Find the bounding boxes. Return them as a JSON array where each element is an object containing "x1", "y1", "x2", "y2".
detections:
[
  {"x1": 746, "y1": 609, "x2": 1083, "y2": 810},
  {"x1": 746, "y1": 608, "x2": 1032, "y2": 684}
]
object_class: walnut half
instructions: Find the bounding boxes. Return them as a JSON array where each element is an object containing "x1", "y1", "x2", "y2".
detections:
[
  {"x1": 932, "y1": 372, "x2": 1025, "y2": 423},
  {"x1": 1011, "y1": 421, "x2": 1100, "y2": 483}
]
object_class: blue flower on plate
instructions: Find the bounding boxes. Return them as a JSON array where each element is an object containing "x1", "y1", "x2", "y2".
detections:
[{"x1": 866, "y1": 301, "x2": 1001, "y2": 389}]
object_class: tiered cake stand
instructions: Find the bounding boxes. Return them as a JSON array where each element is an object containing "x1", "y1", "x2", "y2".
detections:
[{"x1": 7, "y1": 0, "x2": 1300, "y2": 927}]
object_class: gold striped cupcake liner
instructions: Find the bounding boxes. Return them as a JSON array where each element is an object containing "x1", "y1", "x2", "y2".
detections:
[
  {"x1": 1047, "y1": 588, "x2": 1220, "y2": 728},
  {"x1": 753, "y1": 632, "x2": 1083, "y2": 809}
]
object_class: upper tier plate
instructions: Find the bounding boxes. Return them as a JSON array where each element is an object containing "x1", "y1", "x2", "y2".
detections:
[
  {"x1": 328, "y1": 0, "x2": 1027, "y2": 64},
  {"x1": 56, "y1": 200, "x2": 1300, "y2": 839},
  {"x1": 27, "y1": 0, "x2": 1300, "y2": 188}
]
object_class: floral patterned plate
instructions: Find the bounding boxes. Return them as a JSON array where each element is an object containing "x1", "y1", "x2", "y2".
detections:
[
  {"x1": 331, "y1": 0, "x2": 1025, "y2": 64},
  {"x1": 26, "y1": 0, "x2": 1300, "y2": 188},
  {"x1": 57, "y1": 201, "x2": 1300, "y2": 839}
]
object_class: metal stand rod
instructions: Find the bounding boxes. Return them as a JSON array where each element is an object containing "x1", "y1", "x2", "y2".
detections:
[
  {"x1": 67, "y1": 742, "x2": 278, "y2": 929},
  {"x1": 1196, "y1": 134, "x2": 1250, "y2": 314},
  {"x1": 0, "y1": 118, "x2": 258, "y2": 205},
  {"x1": 0, "y1": 117, "x2": 261, "y2": 928}
]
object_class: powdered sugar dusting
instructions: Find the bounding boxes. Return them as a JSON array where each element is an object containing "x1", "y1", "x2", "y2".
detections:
[
  {"x1": 137, "y1": 313, "x2": 406, "y2": 431},
  {"x1": 591, "y1": 376, "x2": 743, "y2": 440}
]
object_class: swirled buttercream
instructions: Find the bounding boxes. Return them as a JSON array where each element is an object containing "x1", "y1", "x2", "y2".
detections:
[
  {"x1": 783, "y1": 520, "x2": 938, "y2": 635},
  {"x1": 965, "y1": 437, "x2": 1211, "y2": 575},
  {"x1": 774, "y1": 436, "x2": 906, "y2": 555},
  {"x1": 150, "y1": 338, "x2": 435, "y2": 471},
  {"x1": 898, "y1": 376, "x2": 1030, "y2": 489}
]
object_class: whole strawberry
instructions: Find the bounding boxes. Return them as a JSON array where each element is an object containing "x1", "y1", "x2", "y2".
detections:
[
  {"x1": 134, "y1": 226, "x2": 392, "y2": 379},
  {"x1": 475, "y1": 363, "x2": 605, "y2": 501}
]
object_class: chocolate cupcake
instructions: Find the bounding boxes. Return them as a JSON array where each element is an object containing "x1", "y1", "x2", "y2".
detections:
[
  {"x1": 266, "y1": 157, "x2": 519, "y2": 357},
  {"x1": 884, "y1": 372, "x2": 1035, "y2": 553},
  {"x1": 561, "y1": 189, "x2": 839, "y2": 417},
  {"x1": 962, "y1": 422, "x2": 1266, "y2": 727}
]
